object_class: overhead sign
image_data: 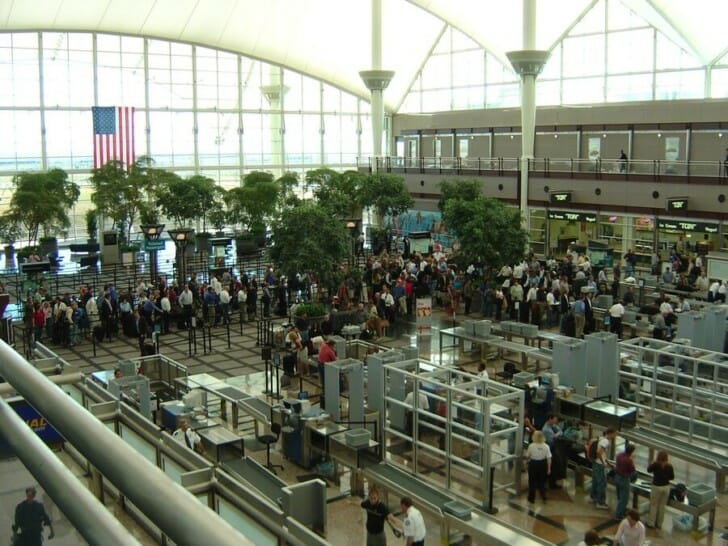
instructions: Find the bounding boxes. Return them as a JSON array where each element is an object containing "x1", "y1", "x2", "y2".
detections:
[
  {"x1": 657, "y1": 219, "x2": 719, "y2": 233},
  {"x1": 547, "y1": 211, "x2": 597, "y2": 223},
  {"x1": 666, "y1": 197, "x2": 688, "y2": 212},
  {"x1": 550, "y1": 191, "x2": 572, "y2": 204},
  {"x1": 143, "y1": 240, "x2": 166, "y2": 251}
]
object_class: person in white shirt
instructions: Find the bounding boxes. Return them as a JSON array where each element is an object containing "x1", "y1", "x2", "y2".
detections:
[
  {"x1": 219, "y1": 287, "x2": 231, "y2": 324},
  {"x1": 677, "y1": 295, "x2": 690, "y2": 313},
  {"x1": 173, "y1": 419, "x2": 205, "y2": 455},
  {"x1": 718, "y1": 280, "x2": 727, "y2": 303},
  {"x1": 400, "y1": 497, "x2": 426, "y2": 546},
  {"x1": 160, "y1": 291, "x2": 172, "y2": 334},
  {"x1": 709, "y1": 280, "x2": 720, "y2": 302},
  {"x1": 609, "y1": 300, "x2": 625, "y2": 339},
  {"x1": 612, "y1": 509, "x2": 645, "y2": 546},
  {"x1": 526, "y1": 430, "x2": 552, "y2": 503},
  {"x1": 658, "y1": 301, "x2": 673, "y2": 315}
]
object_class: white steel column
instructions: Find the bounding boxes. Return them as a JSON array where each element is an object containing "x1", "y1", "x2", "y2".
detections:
[
  {"x1": 261, "y1": 65, "x2": 287, "y2": 177},
  {"x1": 507, "y1": 0, "x2": 549, "y2": 235},
  {"x1": 360, "y1": 0, "x2": 394, "y2": 172}
]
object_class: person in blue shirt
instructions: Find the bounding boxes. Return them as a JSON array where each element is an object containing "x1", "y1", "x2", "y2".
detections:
[
  {"x1": 542, "y1": 414, "x2": 563, "y2": 489},
  {"x1": 572, "y1": 294, "x2": 586, "y2": 338}
]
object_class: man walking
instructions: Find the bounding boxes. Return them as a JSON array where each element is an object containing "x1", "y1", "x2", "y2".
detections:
[
  {"x1": 360, "y1": 486, "x2": 400, "y2": 546},
  {"x1": 13, "y1": 486, "x2": 54, "y2": 546}
]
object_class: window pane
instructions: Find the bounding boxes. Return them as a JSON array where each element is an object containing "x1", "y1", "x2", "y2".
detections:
[
  {"x1": 42, "y1": 33, "x2": 94, "y2": 107},
  {"x1": 198, "y1": 112, "x2": 239, "y2": 167},
  {"x1": 655, "y1": 33, "x2": 701, "y2": 70},
  {"x1": 540, "y1": 44, "x2": 561, "y2": 80},
  {"x1": 655, "y1": 70, "x2": 704, "y2": 100},
  {"x1": 485, "y1": 54, "x2": 517, "y2": 84},
  {"x1": 607, "y1": 0, "x2": 647, "y2": 31},
  {"x1": 241, "y1": 60, "x2": 262, "y2": 110},
  {"x1": 322, "y1": 83, "x2": 340, "y2": 113},
  {"x1": 486, "y1": 83, "x2": 519, "y2": 108},
  {"x1": 571, "y1": 0, "x2": 605, "y2": 35},
  {"x1": 452, "y1": 86, "x2": 483, "y2": 110},
  {"x1": 536, "y1": 80, "x2": 561, "y2": 106},
  {"x1": 606, "y1": 74, "x2": 653, "y2": 102},
  {"x1": 711, "y1": 68, "x2": 728, "y2": 98},
  {"x1": 421, "y1": 54, "x2": 449, "y2": 89},
  {"x1": 562, "y1": 77, "x2": 604, "y2": 104},
  {"x1": 399, "y1": 91, "x2": 421, "y2": 113},
  {"x1": 45, "y1": 110, "x2": 93, "y2": 170},
  {"x1": 284, "y1": 70, "x2": 302, "y2": 111},
  {"x1": 421, "y1": 88, "x2": 451, "y2": 112},
  {"x1": 452, "y1": 50, "x2": 484, "y2": 86},
  {"x1": 563, "y1": 35, "x2": 605, "y2": 77},
  {"x1": 323, "y1": 114, "x2": 342, "y2": 165},
  {"x1": 0, "y1": 110, "x2": 42, "y2": 170},
  {"x1": 148, "y1": 111, "x2": 194, "y2": 167},
  {"x1": 607, "y1": 29, "x2": 652, "y2": 74}
]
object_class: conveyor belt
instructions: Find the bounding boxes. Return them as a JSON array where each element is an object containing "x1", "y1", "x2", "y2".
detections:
[
  {"x1": 367, "y1": 463, "x2": 454, "y2": 511},
  {"x1": 213, "y1": 386, "x2": 252, "y2": 401},
  {"x1": 624, "y1": 427, "x2": 728, "y2": 468},
  {"x1": 223, "y1": 457, "x2": 286, "y2": 502},
  {"x1": 365, "y1": 463, "x2": 555, "y2": 546}
]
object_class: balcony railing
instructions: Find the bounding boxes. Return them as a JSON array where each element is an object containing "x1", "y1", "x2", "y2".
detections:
[{"x1": 358, "y1": 156, "x2": 727, "y2": 181}]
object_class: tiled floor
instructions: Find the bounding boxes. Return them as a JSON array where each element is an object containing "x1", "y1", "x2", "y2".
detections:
[{"x1": 7, "y1": 309, "x2": 728, "y2": 545}]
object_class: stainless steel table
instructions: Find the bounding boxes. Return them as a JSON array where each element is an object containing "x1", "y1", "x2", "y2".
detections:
[{"x1": 197, "y1": 425, "x2": 245, "y2": 462}]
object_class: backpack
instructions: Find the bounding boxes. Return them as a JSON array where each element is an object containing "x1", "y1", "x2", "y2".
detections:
[
  {"x1": 585, "y1": 438, "x2": 598, "y2": 462},
  {"x1": 670, "y1": 483, "x2": 687, "y2": 502}
]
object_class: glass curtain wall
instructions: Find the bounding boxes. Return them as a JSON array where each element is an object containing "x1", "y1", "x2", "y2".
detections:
[
  {"x1": 0, "y1": 31, "x2": 372, "y2": 238},
  {"x1": 400, "y1": 0, "x2": 715, "y2": 114}
]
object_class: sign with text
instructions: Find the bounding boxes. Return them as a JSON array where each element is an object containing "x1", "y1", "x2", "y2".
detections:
[
  {"x1": 143, "y1": 239, "x2": 166, "y2": 251},
  {"x1": 547, "y1": 211, "x2": 597, "y2": 223},
  {"x1": 549, "y1": 191, "x2": 572, "y2": 204},
  {"x1": 657, "y1": 219, "x2": 718, "y2": 233},
  {"x1": 666, "y1": 197, "x2": 688, "y2": 212}
]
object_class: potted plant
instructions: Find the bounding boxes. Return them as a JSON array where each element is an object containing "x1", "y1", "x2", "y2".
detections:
[
  {"x1": 121, "y1": 243, "x2": 140, "y2": 265},
  {"x1": 39, "y1": 236, "x2": 59, "y2": 257},
  {"x1": 294, "y1": 302, "x2": 327, "y2": 328}
]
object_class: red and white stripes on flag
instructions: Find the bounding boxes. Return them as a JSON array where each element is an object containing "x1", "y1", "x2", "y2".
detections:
[{"x1": 92, "y1": 106, "x2": 136, "y2": 169}]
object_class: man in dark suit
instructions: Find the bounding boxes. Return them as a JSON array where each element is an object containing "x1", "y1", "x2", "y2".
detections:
[{"x1": 132, "y1": 309, "x2": 149, "y2": 356}]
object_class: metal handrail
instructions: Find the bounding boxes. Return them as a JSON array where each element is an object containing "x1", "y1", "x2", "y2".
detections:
[
  {"x1": 0, "y1": 340, "x2": 255, "y2": 546},
  {"x1": 357, "y1": 156, "x2": 728, "y2": 179}
]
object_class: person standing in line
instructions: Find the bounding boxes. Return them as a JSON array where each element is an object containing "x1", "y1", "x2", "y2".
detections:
[
  {"x1": 13, "y1": 486, "x2": 54, "y2": 546},
  {"x1": 526, "y1": 430, "x2": 551, "y2": 503},
  {"x1": 541, "y1": 414, "x2": 563, "y2": 489},
  {"x1": 317, "y1": 337, "x2": 337, "y2": 410},
  {"x1": 400, "y1": 497, "x2": 426, "y2": 546},
  {"x1": 614, "y1": 444, "x2": 636, "y2": 521},
  {"x1": 572, "y1": 293, "x2": 586, "y2": 338},
  {"x1": 359, "y1": 486, "x2": 400, "y2": 546},
  {"x1": 591, "y1": 427, "x2": 616, "y2": 509},
  {"x1": 646, "y1": 450, "x2": 674, "y2": 529},
  {"x1": 612, "y1": 509, "x2": 645, "y2": 546},
  {"x1": 609, "y1": 299, "x2": 625, "y2": 339}
]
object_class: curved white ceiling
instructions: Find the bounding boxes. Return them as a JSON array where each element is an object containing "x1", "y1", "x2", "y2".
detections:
[{"x1": 0, "y1": 0, "x2": 725, "y2": 110}]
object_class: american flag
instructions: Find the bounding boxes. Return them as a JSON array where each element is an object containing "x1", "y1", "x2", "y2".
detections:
[{"x1": 92, "y1": 106, "x2": 136, "y2": 169}]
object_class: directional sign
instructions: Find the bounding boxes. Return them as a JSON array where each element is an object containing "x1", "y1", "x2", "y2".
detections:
[{"x1": 143, "y1": 240, "x2": 166, "y2": 251}]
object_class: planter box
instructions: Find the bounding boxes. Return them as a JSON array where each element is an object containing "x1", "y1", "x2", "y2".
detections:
[
  {"x1": 122, "y1": 251, "x2": 136, "y2": 265},
  {"x1": 39, "y1": 239, "x2": 59, "y2": 256}
]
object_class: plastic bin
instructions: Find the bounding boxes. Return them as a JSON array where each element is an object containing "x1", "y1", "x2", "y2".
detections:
[
  {"x1": 686, "y1": 483, "x2": 715, "y2": 505},
  {"x1": 345, "y1": 428, "x2": 371, "y2": 448}
]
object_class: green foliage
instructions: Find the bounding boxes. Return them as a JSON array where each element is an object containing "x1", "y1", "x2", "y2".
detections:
[
  {"x1": 226, "y1": 171, "x2": 281, "y2": 230},
  {"x1": 309, "y1": 168, "x2": 366, "y2": 218},
  {"x1": 294, "y1": 303, "x2": 326, "y2": 317},
  {"x1": 157, "y1": 173, "x2": 222, "y2": 230},
  {"x1": 438, "y1": 179, "x2": 482, "y2": 213},
  {"x1": 8, "y1": 168, "x2": 79, "y2": 244},
  {"x1": 269, "y1": 202, "x2": 349, "y2": 294},
  {"x1": 442, "y1": 195, "x2": 527, "y2": 270},
  {"x1": 85, "y1": 209, "x2": 98, "y2": 240},
  {"x1": 0, "y1": 216, "x2": 21, "y2": 245},
  {"x1": 360, "y1": 173, "x2": 413, "y2": 222}
]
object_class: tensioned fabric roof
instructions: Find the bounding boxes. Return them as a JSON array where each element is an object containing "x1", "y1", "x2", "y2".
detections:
[{"x1": 1, "y1": 0, "x2": 726, "y2": 111}]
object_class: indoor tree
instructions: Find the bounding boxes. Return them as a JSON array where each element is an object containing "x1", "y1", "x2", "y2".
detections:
[
  {"x1": 269, "y1": 202, "x2": 349, "y2": 298},
  {"x1": 440, "y1": 179, "x2": 527, "y2": 269},
  {"x1": 7, "y1": 168, "x2": 80, "y2": 245},
  {"x1": 226, "y1": 171, "x2": 281, "y2": 232},
  {"x1": 360, "y1": 172, "x2": 413, "y2": 224},
  {"x1": 308, "y1": 168, "x2": 366, "y2": 218}
]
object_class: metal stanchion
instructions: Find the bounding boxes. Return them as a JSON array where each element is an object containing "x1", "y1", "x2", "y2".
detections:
[
  {"x1": 226, "y1": 321, "x2": 231, "y2": 349},
  {"x1": 239, "y1": 311, "x2": 244, "y2": 336},
  {"x1": 272, "y1": 352, "x2": 281, "y2": 400},
  {"x1": 262, "y1": 347, "x2": 273, "y2": 395},
  {"x1": 92, "y1": 327, "x2": 97, "y2": 357}
]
